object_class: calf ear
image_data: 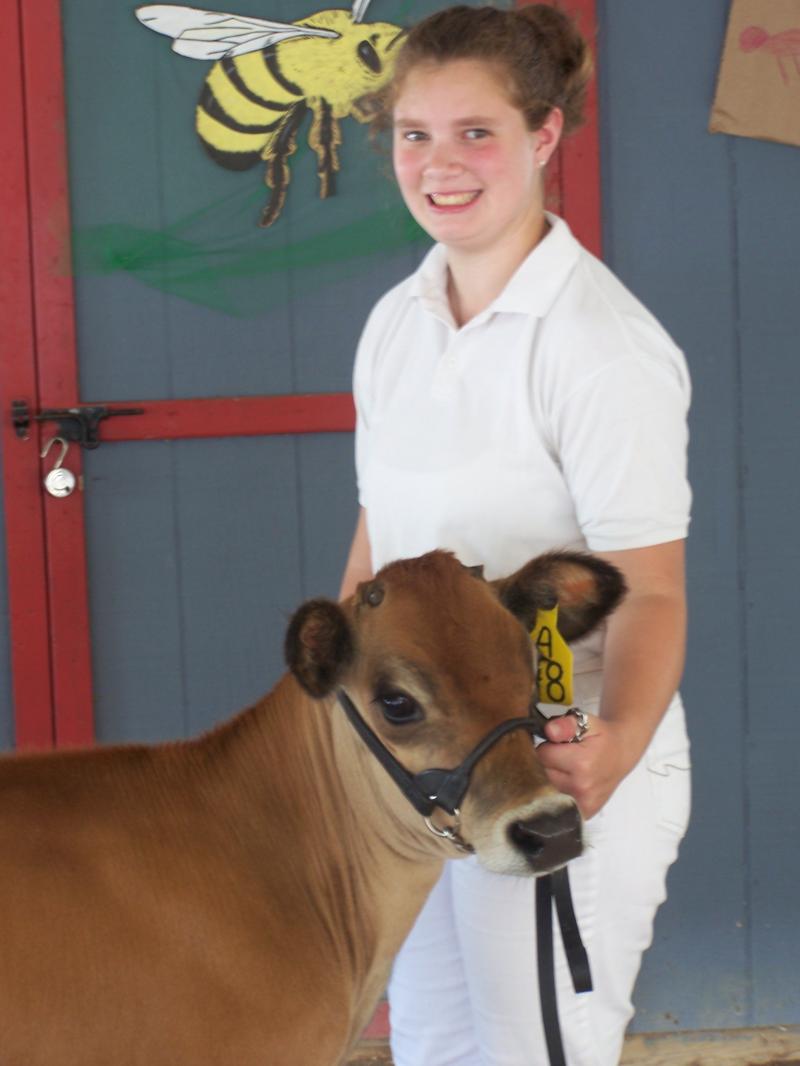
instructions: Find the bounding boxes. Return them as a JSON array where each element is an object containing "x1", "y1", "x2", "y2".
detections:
[
  {"x1": 285, "y1": 600, "x2": 355, "y2": 698},
  {"x1": 492, "y1": 552, "x2": 626, "y2": 641}
]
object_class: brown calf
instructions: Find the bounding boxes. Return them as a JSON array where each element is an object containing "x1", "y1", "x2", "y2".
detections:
[{"x1": 0, "y1": 549, "x2": 623, "y2": 1066}]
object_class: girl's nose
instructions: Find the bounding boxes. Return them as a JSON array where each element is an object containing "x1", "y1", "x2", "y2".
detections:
[{"x1": 423, "y1": 143, "x2": 463, "y2": 177}]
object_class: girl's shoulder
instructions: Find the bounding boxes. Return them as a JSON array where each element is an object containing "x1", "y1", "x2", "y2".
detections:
[{"x1": 539, "y1": 245, "x2": 689, "y2": 397}]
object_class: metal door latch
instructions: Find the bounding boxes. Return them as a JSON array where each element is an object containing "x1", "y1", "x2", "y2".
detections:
[{"x1": 11, "y1": 401, "x2": 144, "y2": 448}]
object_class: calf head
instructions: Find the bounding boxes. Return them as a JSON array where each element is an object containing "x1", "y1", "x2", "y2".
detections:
[{"x1": 286, "y1": 551, "x2": 624, "y2": 876}]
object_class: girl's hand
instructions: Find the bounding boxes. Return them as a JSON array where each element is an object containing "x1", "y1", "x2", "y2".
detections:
[{"x1": 537, "y1": 713, "x2": 646, "y2": 820}]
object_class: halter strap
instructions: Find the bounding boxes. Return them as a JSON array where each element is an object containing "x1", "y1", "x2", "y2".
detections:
[{"x1": 336, "y1": 690, "x2": 548, "y2": 817}]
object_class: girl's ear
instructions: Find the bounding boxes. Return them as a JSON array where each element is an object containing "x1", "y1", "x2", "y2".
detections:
[
  {"x1": 285, "y1": 600, "x2": 355, "y2": 698},
  {"x1": 491, "y1": 551, "x2": 626, "y2": 640},
  {"x1": 534, "y1": 106, "x2": 564, "y2": 167}
]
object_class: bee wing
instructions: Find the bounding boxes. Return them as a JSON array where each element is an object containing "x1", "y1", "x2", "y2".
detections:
[
  {"x1": 135, "y1": 5, "x2": 340, "y2": 60},
  {"x1": 350, "y1": 0, "x2": 372, "y2": 24}
]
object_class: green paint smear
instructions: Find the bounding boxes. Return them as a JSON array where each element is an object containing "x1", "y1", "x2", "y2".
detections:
[{"x1": 73, "y1": 197, "x2": 428, "y2": 317}]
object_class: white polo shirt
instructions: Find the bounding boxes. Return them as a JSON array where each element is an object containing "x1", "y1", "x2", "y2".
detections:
[{"x1": 354, "y1": 214, "x2": 691, "y2": 679}]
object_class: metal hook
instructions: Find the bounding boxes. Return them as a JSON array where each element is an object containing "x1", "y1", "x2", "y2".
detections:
[{"x1": 41, "y1": 436, "x2": 69, "y2": 468}]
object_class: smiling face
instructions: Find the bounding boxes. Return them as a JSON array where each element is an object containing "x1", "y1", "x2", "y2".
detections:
[{"x1": 391, "y1": 59, "x2": 549, "y2": 257}]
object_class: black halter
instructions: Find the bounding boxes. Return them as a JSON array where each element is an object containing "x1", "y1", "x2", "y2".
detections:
[
  {"x1": 335, "y1": 687, "x2": 592, "y2": 1066},
  {"x1": 336, "y1": 689, "x2": 548, "y2": 820}
]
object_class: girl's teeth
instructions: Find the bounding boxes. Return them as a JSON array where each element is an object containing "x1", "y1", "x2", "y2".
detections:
[{"x1": 430, "y1": 192, "x2": 477, "y2": 206}]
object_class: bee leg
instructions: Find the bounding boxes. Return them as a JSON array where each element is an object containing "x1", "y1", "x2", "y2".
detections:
[
  {"x1": 260, "y1": 101, "x2": 309, "y2": 228},
  {"x1": 308, "y1": 99, "x2": 342, "y2": 200}
]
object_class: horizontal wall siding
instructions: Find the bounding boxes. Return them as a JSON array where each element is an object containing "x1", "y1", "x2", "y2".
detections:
[{"x1": 598, "y1": 0, "x2": 800, "y2": 1032}]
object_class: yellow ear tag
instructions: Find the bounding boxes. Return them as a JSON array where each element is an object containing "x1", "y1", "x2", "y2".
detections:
[{"x1": 530, "y1": 605, "x2": 574, "y2": 705}]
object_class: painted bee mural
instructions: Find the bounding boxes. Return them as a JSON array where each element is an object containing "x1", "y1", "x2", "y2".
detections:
[{"x1": 136, "y1": 4, "x2": 405, "y2": 226}]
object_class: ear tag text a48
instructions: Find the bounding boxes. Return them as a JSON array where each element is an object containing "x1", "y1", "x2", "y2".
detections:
[{"x1": 531, "y1": 605, "x2": 573, "y2": 705}]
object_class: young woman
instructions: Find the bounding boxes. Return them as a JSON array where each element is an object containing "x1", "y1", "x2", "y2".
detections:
[{"x1": 340, "y1": 6, "x2": 692, "y2": 1064}]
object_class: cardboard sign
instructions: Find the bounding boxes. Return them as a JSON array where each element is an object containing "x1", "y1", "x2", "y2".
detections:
[{"x1": 709, "y1": 0, "x2": 800, "y2": 147}]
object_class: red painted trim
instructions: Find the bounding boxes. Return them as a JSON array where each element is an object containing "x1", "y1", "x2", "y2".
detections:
[
  {"x1": 558, "y1": 0, "x2": 602, "y2": 257},
  {"x1": 518, "y1": 0, "x2": 603, "y2": 258},
  {"x1": 361, "y1": 1000, "x2": 389, "y2": 1040},
  {"x1": 0, "y1": 0, "x2": 56, "y2": 749},
  {"x1": 94, "y1": 394, "x2": 356, "y2": 442},
  {"x1": 20, "y1": 0, "x2": 95, "y2": 746}
]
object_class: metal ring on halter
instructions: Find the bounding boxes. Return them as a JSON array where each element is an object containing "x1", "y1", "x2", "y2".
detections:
[
  {"x1": 424, "y1": 809, "x2": 474, "y2": 854},
  {"x1": 566, "y1": 707, "x2": 590, "y2": 743}
]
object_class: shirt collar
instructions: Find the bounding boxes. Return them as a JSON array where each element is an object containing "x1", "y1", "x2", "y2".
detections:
[{"x1": 408, "y1": 213, "x2": 581, "y2": 325}]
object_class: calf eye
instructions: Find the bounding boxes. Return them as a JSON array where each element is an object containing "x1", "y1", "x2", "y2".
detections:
[{"x1": 375, "y1": 691, "x2": 423, "y2": 725}]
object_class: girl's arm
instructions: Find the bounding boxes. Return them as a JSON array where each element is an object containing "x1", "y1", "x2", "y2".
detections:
[
  {"x1": 537, "y1": 538, "x2": 687, "y2": 818},
  {"x1": 339, "y1": 507, "x2": 374, "y2": 600}
]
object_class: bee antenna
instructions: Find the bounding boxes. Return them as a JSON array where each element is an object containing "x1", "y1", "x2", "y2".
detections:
[{"x1": 351, "y1": 0, "x2": 372, "y2": 23}]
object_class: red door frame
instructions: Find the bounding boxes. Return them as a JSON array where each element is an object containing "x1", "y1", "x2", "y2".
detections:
[{"x1": 1, "y1": 0, "x2": 600, "y2": 752}]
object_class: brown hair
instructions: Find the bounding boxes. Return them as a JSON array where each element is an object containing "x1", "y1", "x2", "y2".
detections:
[{"x1": 377, "y1": 4, "x2": 593, "y2": 135}]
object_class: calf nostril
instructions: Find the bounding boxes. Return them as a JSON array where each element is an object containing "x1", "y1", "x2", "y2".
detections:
[{"x1": 508, "y1": 820, "x2": 545, "y2": 857}]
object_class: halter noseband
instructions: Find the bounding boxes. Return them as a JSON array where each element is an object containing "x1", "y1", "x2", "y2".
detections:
[{"x1": 336, "y1": 689, "x2": 550, "y2": 850}]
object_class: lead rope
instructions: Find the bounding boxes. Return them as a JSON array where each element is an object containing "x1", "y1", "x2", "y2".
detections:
[
  {"x1": 537, "y1": 867, "x2": 593, "y2": 1066},
  {"x1": 531, "y1": 605, "x2": 593, "y2": 1065}
]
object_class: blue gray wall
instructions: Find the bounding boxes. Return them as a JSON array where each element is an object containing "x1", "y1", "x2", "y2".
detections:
[
  {"x1": 61, "y1": 0, "x2": 429, "y2": 742},
  {"x1": 598, "y1": 0, "x2": 800, "y2": 1032},
  {"x1": 1, "y1": 0, "x2": 798, "y2": 1035}
]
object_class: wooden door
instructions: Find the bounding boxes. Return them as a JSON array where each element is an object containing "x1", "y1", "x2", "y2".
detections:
[{"x1": 0, "y1": 0, "x2": 599, "y2": 749}]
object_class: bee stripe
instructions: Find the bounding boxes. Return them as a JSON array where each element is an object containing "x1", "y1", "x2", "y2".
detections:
[
  {"x1": 221, "y1": 57, "x2": 294, "y2": 113},
  {"x1": 199, "y1": 85, "x2": 283, "y2": 135},
  {"x1": 196, "y1": 106, "x2": 280, "y2": 154},
  {"x1": 263, "y1": 49, "x2": 303, "y2": 97}
]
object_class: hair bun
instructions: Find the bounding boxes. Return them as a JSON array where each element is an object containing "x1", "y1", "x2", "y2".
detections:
[
  {"x1": 514, "y1": 5, "x2": 593, "y2": 134},
  {"x1": 376, "y1": 4, "x2": 594, "y2": 136}
]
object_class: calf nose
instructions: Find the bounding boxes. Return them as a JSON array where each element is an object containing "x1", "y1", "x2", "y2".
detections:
[{"x1": 508, "y1": 804, "x2": 582, "y2": 872}]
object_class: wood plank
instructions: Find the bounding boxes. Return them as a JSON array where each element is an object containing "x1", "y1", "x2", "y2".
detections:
[
  {"x1": 621, "y1": 1026, "x2": 800, "y2": 1066},
  {"x1": 346, "y1": 1026, "x2": 800, "y2": 1066},
  {"x1": 93, "y1": 394, "x2": 356, "y2": 442},
  {"x1": 21, "y1": 0, "x2": 95, "y2": 745},
  {"x1": 0, "y1": 0, "x2": 56, "y2": 747}
]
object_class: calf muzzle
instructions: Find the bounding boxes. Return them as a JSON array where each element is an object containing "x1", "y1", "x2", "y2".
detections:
[{"x1": 508, "y1": 804, "x2": 582, "y2": 872}]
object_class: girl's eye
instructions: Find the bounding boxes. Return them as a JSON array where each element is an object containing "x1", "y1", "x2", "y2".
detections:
[
  {"x1": 401, "y1": 130, "x2": 427, "y2": 142},
  {"x1": 464, "y1": 128, "x2": 490, "y2": 140},
  {"x1": 375, "y1": 691, "x2": 424, "y2": 725}
]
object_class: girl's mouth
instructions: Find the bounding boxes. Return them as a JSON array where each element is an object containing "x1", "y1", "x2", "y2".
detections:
[{"x1": 427, "y1": 191, "x2": 481, "y2": 208}]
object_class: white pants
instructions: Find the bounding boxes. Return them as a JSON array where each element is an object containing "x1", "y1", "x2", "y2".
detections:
[{"x1": 388, "y1": 696, "x2": 691, "y2": 1066}]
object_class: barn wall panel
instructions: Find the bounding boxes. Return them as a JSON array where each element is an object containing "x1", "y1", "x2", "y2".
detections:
[
  {"x1": 597, "y1": 0, "x2": 752, "y2": 1031},
  {"x1": 84, "y1": 437, "x2": 304, "y2": 742},
  {"x1": 295, "y1": 433, "x2": 362, "y2": 602},
  {"x1": 599, "y1": 0, "x2": 800, "y2": 1032},
  {"x1": 734, "y1": 136, "x2": 800, "y2": 1022},
  {"x1": 61, "y1": 0, "x2": 432, "y2": 747},
  {"x1": 84, "y1": 443, "x2": 187, "y2": 743},
  {"x1": 172, "y1": 436, "x2": 305, "y2": 734}
]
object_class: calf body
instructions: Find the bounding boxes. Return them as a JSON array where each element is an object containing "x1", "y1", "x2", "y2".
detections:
[{"x1": 0, "y1": 550, "x2": 623, "y2": 1065}]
